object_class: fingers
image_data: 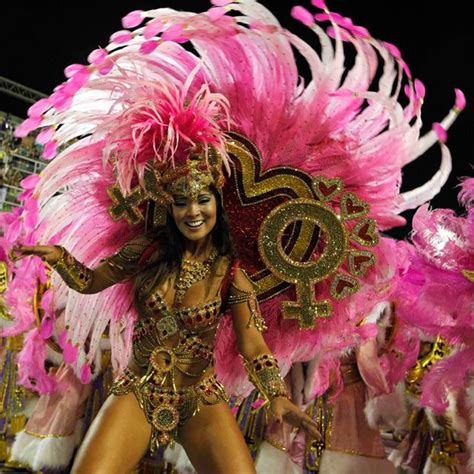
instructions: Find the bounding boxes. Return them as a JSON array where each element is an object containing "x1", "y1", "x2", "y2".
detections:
[
  {"x1": 17, "y1": 245, "x2": 45, "y2": 254},
  {"x1": 285, "y1": 406, "x2": 321, "y2": 440},
  {"x1": 10, "y1": 245, "x2": 48, "y2": 261},
  {"x1": 300, "y1": 418, "x2": 322, "y2": 440},
  {"x1": 270, "y1": 404, "x2": 284, "y2": 424},
  {"x1": 9, "y1": 246, "x2": 32, "y2": 261}
]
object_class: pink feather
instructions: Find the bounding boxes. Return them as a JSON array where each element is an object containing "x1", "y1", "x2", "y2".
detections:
[
  {"x1": 16, "y1": 328, "x2": 57, "y2": 394},
  {"x1": 458, "y1": 177, "x2": 474, "y2": 209},
  {"x1": 291, "y1": 6, "x2": 315, "y2": 27},
  {"x1": 122, "y1": 10, "x2": 143, "y2": 29}
]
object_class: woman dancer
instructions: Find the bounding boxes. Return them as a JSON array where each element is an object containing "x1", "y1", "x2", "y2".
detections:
[{"x1": 14, "y1": 154, "x2": 320, "y2": 473}]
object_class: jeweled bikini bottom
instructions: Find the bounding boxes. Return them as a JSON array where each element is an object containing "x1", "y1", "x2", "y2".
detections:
[{"x1": 110, "y1": 369, "x2": 228, "y2": 451}]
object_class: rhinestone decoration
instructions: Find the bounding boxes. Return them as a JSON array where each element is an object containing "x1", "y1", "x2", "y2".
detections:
[
  {"x1": 351, "y1": 218, "x2": 379, "y2": 247},
  {"x1": 224, "y1": 135, "x2": 380, "y2": 317},
  {"x1": 0, "y1": 261, "x2": 7, "y2": 294},
  {"x1": 226, "y1": 137, "x2": 318, "y2": 299},
  {"x1": 348, "y1": 250, "x2": 376, "y2": 277},
  {"x1": 174, "y1": 248, "x2": 219, "y2": 305},
  {"x1": 143, "y1": 164, "x2": 171, "y2": 204},
  {"x1": 258, "y1": 198, "x2": 347, "y2": 329},
  {"x1": 150, "y1": 346, "x2": 176, "y2": 375},
  {"x1": 107, "y1": 147, "x2": 224, "y2": 228},
  {"x1": 330, "y1": 273, "x2": 360, "y2": 300},
  {"x1": 152, "y1": 204, "x2": 167, "y2": 228},
  {"x1": 168, "y1": 157, "x2": 215, "y2": 201},
  {"x1": 107, "y1": 184, "x2": 148, "y2": 225},
  {"x1": 156, "y1": 315, "x2": 179, "y2": 338},
  {"x1": 312, "y1": 176, "x2": 343, "y2": 202},
  {"x1": 340, "y1": 192, "x2": 369, "y2": 220},
  {"x1": 152, "y1": 403, "x2": 179, "y2": 431}
]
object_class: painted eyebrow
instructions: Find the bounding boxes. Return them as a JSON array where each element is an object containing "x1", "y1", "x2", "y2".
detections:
[{"x1": 172, "y1": 193, "x2": 211, "y2": 202}]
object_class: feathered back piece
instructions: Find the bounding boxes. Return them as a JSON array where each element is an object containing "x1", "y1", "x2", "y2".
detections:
[
  {"x1": 4, "y1": 0, "x2": 464, "y2": 391},
  {"x1": 394, "y1": 177, "x2": 474, "y2": 413}
]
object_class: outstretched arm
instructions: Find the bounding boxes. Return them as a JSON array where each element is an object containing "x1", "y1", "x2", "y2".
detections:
[
  {"x1": 229, "y1": 267, "x2": 321, "y2": 439},
  {"x1": 13, "y1": 235, "x2": 155, "y2": 294}
]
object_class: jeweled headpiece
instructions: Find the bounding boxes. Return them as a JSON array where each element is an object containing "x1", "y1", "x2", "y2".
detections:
[
  {"x1": 104, "y1": 71, "x2": 231, "y2": 228},
  {"x1": 156, "y1": 145, "x2": 226, "y2": 201},
  {"x1": 107, "y1": 145, "x2": 227, "y2": 228}
]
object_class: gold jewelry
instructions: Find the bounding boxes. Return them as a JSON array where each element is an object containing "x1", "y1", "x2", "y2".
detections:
[
  {"x1": 51, "y1": 246, "x2": 93, "y2": 293},
  {"x1": 102, "y1": 236, "x2": 154, "y2": 272},
  {"x1": 168, "y1": 156, "x2": 215, "y2": 200},
  {"x1": 228, "y1": 270, "x2": 267, "y2": 332},
  {"x1": 107, "y1": 145, "x2": 225, "y2": 228},
  {"x1": 7, "y1": 248, "x2": 21, "y2": 262},
  {"x1": 110, "y1": 370, "x2": 228, "y2": 452},
  {"x1": 244, "y1": 354, "x2": 289, "y2": 403},
  {"x1": 174, "y1": 248, "x2": 219, "y2": 305}
]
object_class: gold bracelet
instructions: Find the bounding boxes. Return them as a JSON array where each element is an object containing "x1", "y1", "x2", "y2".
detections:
[
  {"x1": 51, "y1": 247, "x2": 93, "y2": 293},
  {"x1": 244, "y1": 354, "x2": 289, "y2": 403}
]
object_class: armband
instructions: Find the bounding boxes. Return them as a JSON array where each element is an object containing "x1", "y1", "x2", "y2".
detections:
[
  {"x1": 102, "y1": 237, "x2": 154, "y2": 273},
  {"x1": 51, "y1": 247, "x2": 93, "y2": 293},
  {"x1": 227, "y1": 270, "x2": 267, "y2": 332}
]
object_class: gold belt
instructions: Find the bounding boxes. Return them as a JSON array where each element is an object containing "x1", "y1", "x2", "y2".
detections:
[{"x1": 110, "y1": 369, "x2": 228, "y2": 451}]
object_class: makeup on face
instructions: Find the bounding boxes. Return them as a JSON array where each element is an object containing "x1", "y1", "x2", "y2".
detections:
[{"x1": 171, "y1": 190, "x2": 217, "y2": 243}]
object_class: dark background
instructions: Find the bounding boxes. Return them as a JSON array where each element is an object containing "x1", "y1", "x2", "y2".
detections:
[{"x1": 1, "y1": 1, "x2": 472, "y2": 239}]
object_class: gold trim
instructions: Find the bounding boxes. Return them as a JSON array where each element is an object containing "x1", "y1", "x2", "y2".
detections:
[
  {"x1": 324, "y1": 447, "x2": 386, "y2": 459},
  {"x1": 265, "y1": 435, "x2": 288, "y2": 452},
  {"x1": 107, "y1": 184, "x2": 147, "y2": 225},
  {"x1": 462, "y1": 269, "x2": 474, "y2": 283},
  {"x1": 406, "y1": 335, "x2": 450, "y2": 395},
  {"x1": 226, "y1": 138, "x2": 317, "y2": 297},
  {"x1": 0, "y1": 262, "x2": 7, "y2": 293},
  {"x1": 258, "y1": 199, "x2": 347, "y2": 329},
  {"x1": 24, "y1": 429, "x2": 74, "y2": 439},
  {"x1": 340, "y1": 192, "x2": 369, "y2": 221}
]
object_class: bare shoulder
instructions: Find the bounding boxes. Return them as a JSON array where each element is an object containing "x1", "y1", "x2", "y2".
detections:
[{"x1": 230, "y1": 266, "x2": 257, "y2": 294}]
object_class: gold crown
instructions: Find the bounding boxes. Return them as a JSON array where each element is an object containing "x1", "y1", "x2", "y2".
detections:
[{"x1": 107, "y1": 146, "x2": 225, "y2": 228}]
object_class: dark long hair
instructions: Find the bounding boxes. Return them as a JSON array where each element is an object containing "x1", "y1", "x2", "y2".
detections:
[{"x1": 135, "y1": 186, "x2": 234, "y2": 294}]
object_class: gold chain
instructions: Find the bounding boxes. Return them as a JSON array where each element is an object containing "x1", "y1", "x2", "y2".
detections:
[{"x1": 174, "y1": 248, "x2": 218, "y2": 305}]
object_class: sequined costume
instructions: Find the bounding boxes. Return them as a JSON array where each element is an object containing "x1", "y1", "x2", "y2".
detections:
[
  {"x1": 51, "y1": 236, "x2": 287, "y2": 452},
  {"x1": 110, "y1": 250, "x2": 234, "y2": 450}
]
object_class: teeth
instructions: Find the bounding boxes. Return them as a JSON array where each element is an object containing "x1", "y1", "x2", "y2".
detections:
[{"x1": 186, "y1": 220, "x2": 204, "y2": 228}]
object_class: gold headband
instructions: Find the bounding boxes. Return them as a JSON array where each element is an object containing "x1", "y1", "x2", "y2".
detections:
[{"x1": 107, "y1": 146, "x2": 225, "y2": 227}]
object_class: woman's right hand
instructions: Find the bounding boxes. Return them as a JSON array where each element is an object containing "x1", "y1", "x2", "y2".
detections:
[{"x1": 11, "y1": 245, "x2": 63, "y2": 265}]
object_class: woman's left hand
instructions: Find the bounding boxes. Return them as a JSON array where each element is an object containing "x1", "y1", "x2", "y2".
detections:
[{"x1": 269, "y1": 396, "x2": 321, "y2": 440}]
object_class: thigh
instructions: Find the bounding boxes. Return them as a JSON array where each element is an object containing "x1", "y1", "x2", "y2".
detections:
[
  {"x1": 71, "y1": 393, "x2": 151, "y2": 474},
  {"x1": 178, "y1": 401, "x2": 256, "y2": 474}
]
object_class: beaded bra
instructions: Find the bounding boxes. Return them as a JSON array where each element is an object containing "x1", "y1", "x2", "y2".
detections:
[
  {"x1": 133, "y1": 261, "x2": 229, "y2": 390},
  {"x1": 110, "y1": 254, "x2": 234, "y2": 449}
]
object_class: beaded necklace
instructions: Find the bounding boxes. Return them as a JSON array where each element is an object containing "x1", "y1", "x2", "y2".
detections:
[{"x1": 173, "y1": 247, "x2": 219, "y2": 306}]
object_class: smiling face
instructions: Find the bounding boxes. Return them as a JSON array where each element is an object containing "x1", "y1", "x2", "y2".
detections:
[{"x1": 171, "y1": 188, "x2": 217, "y2": 243}]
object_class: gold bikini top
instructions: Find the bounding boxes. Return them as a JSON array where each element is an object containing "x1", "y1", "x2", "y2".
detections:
[
  {"x1": 131, "y1": 260, "x2": 235, "y2": 387},
  {"x1": 138, "y1": 286, "x2": 222, "y2": 339}
]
